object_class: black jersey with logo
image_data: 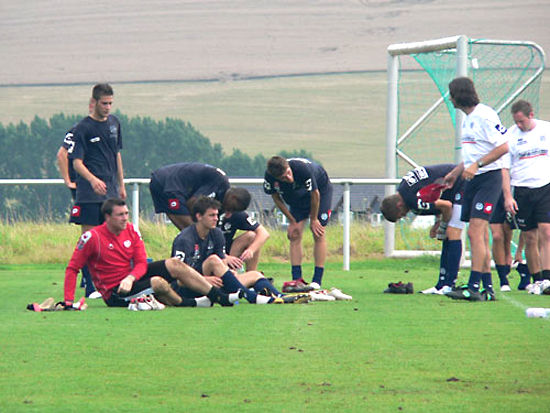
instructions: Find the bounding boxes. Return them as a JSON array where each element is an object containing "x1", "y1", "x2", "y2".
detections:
[
  {"x1": 69, "y1": 115, "x2": 122, "y2": 203},
  {"x1": 171, "y1": 226, "x2": 226, "y2": 272}
]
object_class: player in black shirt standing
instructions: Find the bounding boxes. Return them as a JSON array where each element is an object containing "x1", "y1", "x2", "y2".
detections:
[
  {"x1": 263, "y1": 156, "x2": 333, "y2": 289},
  {"x1": 67, "y1": 84, "x2": 126, "y2": 298}
]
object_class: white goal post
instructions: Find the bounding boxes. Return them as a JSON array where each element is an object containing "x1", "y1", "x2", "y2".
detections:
[{"x1": 384, "y1": 35, "x2": 546, "y2": 258}]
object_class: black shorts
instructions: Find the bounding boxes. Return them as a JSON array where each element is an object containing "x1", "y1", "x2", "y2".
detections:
[
  {"x1": 489, "y1": 194, "x2": 518, "y2": 229},
  {"x1": 149, "y1": 176, "x2": 191, "y2": 216},
  {"x1": 461, "y1": 169, "x2": 502, "y2": 222},
  {"x1": 515, "y1": 182, "x2": 550, "y2": 231},
  {"x1": 104, "y1": 260, "x2": 175, "y2": 307},
  {"x1": 289, "y1": 184, "x2": 333, "y2": 226},
  {"x1": 69, "y1": 202, "x2": 104, "y2": 226}
]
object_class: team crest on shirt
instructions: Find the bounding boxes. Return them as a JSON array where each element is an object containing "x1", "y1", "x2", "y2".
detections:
[
  {"x1": 495, "y1": 124, "x2": 507, "y2": 134},
  {"x1": 455, "y1": 193, "x2": 461, "y2": 202},
  {"x1": 223, "y1": 222, "x2": 232, "y2": 231},
  {"x1": 77, "y1": 231, "x2": 92, "y2": 250},
  {"x1": 71, "y1": 205, "x2": 81, "y2": 217},
  {"x1": 124, "y1": 240, "x2": 131, "y2": 248},
  {"x1": 108, "y1": 243, "x2": 114, "y2": 250},
  {"x1": 483, "y1": 203, "x2": 493, "y2": 214},
  {"x1": 541, "y1": 135, "x2": 546, "y2": 141},
  {"x1": 168, "y1": 199, "x2": 180, "y2": 210}
]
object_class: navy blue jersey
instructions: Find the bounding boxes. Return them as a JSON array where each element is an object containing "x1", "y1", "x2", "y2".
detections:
[
  {"x1": 218, "y1": 211, "x2": 260, "y2": 250},
  {"x1": 398, "y1": 164, "x2": 464, "y2": 216},
  {"x1": 171, "y1": 226, "x2": 226, "y2": 273},
  {"x1": 263, "y1": 158, "x2": 331, "y2": 206},
  {"x1": 69, "y1": 115, "x2": 122, "y2": 203},
  {"x1": 62, "y1": 124, "x2": 78, "y2": 182},
  {"x1": 151, "y1": 163, "x2": 230, "y2": 202}
]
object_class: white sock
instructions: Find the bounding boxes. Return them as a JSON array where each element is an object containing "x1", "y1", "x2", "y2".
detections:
[
  {"x1": 255, "y1": 295, "x2": 272, "y2": 305},
  {"x1": 195, "y1": 296, "x2": 213, "y2": 308}
]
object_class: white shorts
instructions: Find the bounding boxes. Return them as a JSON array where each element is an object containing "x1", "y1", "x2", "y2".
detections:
[{"x1": 449, "y1": 204, "x2": 465, "y2": 230}]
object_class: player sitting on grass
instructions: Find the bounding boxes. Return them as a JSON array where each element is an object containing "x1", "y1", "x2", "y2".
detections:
[
  {"x1": 171, "y1": 196, "x2": 283, "y2": 304},
  {"x1": 64, "y1": 198, "x2": 237, "y2": 308}
]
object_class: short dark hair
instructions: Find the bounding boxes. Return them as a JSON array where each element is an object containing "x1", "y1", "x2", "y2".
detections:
[
  {"x1": 223, "y1": 187, "x2": 251, "y2": 212},
  {"x1": 511, "y1": 99, "x2": 533, "y2": 117},
  {"x1": 92, "y1": 83, "x2": 114, "y2": 101},
  {"x1": 380, "y1": 193, "x2": 403, "y2": 223},
  {"x1": 448, "y1": 77, "x2": 479, "y2": 108},
  {"x1": 267, "y1": 156, "x2": 288, "y2": 178},
  {"x1": 101, "y1": 198, "x2": 126, "y2": 216},
  {"x1": 192, "y1": 196, "x2": 221, "y2": 222}
]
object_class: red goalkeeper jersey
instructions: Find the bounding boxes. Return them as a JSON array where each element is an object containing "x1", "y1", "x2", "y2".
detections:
[{"x1": 64, "y1": 222, "x2": 148, "y2": 302}]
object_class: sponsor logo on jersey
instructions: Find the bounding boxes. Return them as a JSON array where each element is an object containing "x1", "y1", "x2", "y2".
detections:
[
  {"x1": 77, "y1": 231, "x2": 92, "y2": 250},
  {"x1": 124, "y1": 240, "x2": 131, "y2": 248},
  {"x1": 263, "y1": 181, "x2": 272, "y2": 191},
  {"x1": 495, "y1": 124, "x2": 507, "y2": 134},
  {"x1": 71, "y1": 205, "x2": 81, "y2": 217},
  {"x1": 174, "y1": 250, "x2": 186, "y2": 262},
  {"x1": 475, "y1": 202, "x2": 484, "y2": 211},
  {"x1": 207, "y1": 192, "x2": 216, "y2": 198},
  {"x1": 90, "y1": 137, "x2": 100, "y2": 143},
  {"x1": 223, "y1": 222, "x2": 232, "y2": 231},
  {"x1": 108, "y1": 243, "x2": 114, "y2": 250},
  {"x1": 541, "y1": 135, "x2": 546, "y2": 141},
  {"x1": 168, "y1": 199, "x2": 180, "y2": 210},
  {"x1": 321, "y1": 213, "x2": 328, "y2": 221},
  {"x1": 483, "y1": 203, "x2": 493, "y2": 214},
  {"x1": 455, "y1": 193, "x2": 461, "y2": 202}
]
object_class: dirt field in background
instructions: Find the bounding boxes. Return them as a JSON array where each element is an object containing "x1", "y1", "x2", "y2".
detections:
[{"x1": 2, "y1": 0, "x2": 549, "y2": 85}]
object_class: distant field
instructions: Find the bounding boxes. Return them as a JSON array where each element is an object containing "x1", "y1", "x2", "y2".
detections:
[{"x1": 1, "y1": 73, "x2": 548, "y2": 177}]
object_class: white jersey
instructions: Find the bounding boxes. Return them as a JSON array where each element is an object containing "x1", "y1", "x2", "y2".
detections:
[
  {"x1": 507, "y1": 119, "x2": 550, "y2": 188},
  {"x1": 461, "y1": 103, "x2": 508, "y2": 174}
]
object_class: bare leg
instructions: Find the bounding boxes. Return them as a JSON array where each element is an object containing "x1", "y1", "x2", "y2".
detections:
[{"x1": 167, "y1": 213, "x2": 193, "y2": 231}]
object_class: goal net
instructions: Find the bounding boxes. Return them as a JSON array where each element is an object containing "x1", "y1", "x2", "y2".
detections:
[{"x1": 384, "y1": 35, "x2": 546, "y2": 257}]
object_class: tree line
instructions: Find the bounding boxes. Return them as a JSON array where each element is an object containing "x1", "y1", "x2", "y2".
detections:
[{"x1": 0, "y1": 112, "x2": 313, "y2": 221}]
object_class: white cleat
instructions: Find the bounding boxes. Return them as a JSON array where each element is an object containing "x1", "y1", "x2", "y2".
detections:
[
  {"x1": 500, "y1": 285, "x2": 512, "y2": 292},
  {"x1": 309, "y1": 282, "x2": 321, "y2": 290},
  {"x1": 127, "y1": 298, "x2": 138, "y2": 311},
  {"x1": 195, "y1": 296, "x2": 213, "y2": 307},
  {"x1": 420, "y1": 286, "x2": 442, "y2": 295},
  {"x1": 327, "y1": 287, "x2": 352, "y2": 300},
  {"x1": 526, "y1": 281, "x2": 543, "y2": 295},
  {"x1": 136, "y1": 294, "x2": 165, "y2": 310},
  {"x1": 88, "y1": 291, "x2": 102, "y2": 299},
  {"x1": 309, "y1": 291, "x2": 336, "y2": 301}
]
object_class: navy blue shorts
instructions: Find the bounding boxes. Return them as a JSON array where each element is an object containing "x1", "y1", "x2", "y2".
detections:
[
  {"x1": 289, "y1": 185, "x2": 333, "y2": 226},
  {"x1": 69, "y1": 202, "x2": 104, "y2": 226},
  {"x1": 149, "y1": 176, "x2": 191, "y2": 215},
  {"x1": 515, "y1": 182, "x2": 550, "y2": 231},
  {"x1": 489, "y1": 194, "x2": 518, "y2": 229},
  {"x1": 104, "y1": 260, "x2": 174, "y2": 307},
  {"x1": 461, "y1": 169, "x2": 502, "y2": 222}
]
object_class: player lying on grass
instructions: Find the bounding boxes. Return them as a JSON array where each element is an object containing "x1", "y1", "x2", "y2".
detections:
[
  {"x1": 380, "y1": 164, "x2": 465, "y2": 295},
  {"x1": 171, "y1": 196, "x2": 283, "y2": 304},
  {"x1": 64, "y1": 198, "x2": 237, "y2": 308}
]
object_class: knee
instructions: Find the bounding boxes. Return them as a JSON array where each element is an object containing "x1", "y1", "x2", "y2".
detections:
[
  {"x1": 151, "y1": 276, "x2": 171, "y2": 294},
  {"x1": 287, "y1": 229, "x2": 302, "y2": 242}
]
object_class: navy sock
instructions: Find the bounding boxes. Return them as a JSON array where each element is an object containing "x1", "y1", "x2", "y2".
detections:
[
  {"x1": 516, "y1": 263, "x2": 531, "y2": 290},
  {"x1": 312, "y1": 267, "x2": 324, "y2": 285},
  {"x1": 292, "y1": 266, "x2": 302, "y2": 281},
  {"x1": 481, "y1": 272, "x2": 494, "y2": 293},
  {"x1": 543, "y1": 269, "x2": 550, "y2": 280},
  {"x1": 435, "y1": 240, "x2": 450, "y2": 289},
  {"x1": 532, "y1": 271, "x2": 544, "y2": 282},
  {"x1": 445, "y1": 239, "x2": 462, "y2": 287},
  {"x1": 177, "y1": 297, "x2": 197, "y2": 307},
  {"x1": 254, "y1": 278, "x2": 281, "y2": 296},
  {"x1": 82, "y1": 266, "x2": 96, "y2": 296},
  {"x1": 468, "y1": 271, "x2": 482, "y2": 292},
  {"x1": 221, "y1": 270, "x2": 257, "y2": 303},
  {"x1": 495, "y1": 265, "x2": 511, "y2": 286}
]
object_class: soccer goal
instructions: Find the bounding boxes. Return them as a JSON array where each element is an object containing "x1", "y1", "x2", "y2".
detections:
[{"x1": 384, "y1": 35, "x2": 546, "y2": 257}]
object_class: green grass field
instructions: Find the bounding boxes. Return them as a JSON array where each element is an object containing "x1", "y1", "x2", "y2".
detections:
[{"x1": 2, "y1": 259, "x2": 550, "y2": 413}]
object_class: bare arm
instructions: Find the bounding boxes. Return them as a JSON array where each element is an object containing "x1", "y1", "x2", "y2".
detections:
[
  {"x1": 56, "y1": 147, "x2": 76, "y2": 189},
  {"x1": 116, "y1": 152, "x2": 126, "y2": 200},
  {"x1": 271, "y1": 193, "x2": 295, "y2": 224},
  {"x1": 309, "y1": 189, "x2": 324, "y2": 237}
]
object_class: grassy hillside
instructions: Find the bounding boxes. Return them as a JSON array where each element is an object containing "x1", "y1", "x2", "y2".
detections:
[{"x1": 1, "y1": 73, "x2": 548, "y2": 177}]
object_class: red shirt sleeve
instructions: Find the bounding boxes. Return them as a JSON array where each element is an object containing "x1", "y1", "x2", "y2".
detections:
[
  {"x1": 128, "y1": 224, "x2": 148, "y2": 280},
  {"x1": 64, "y1": 230, "x2": 96, "y2": 303}
]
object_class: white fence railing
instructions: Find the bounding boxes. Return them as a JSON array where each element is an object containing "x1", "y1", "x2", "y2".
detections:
[{"x1": 0, "y1": 177, "x2": 400, "y2": 270}]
